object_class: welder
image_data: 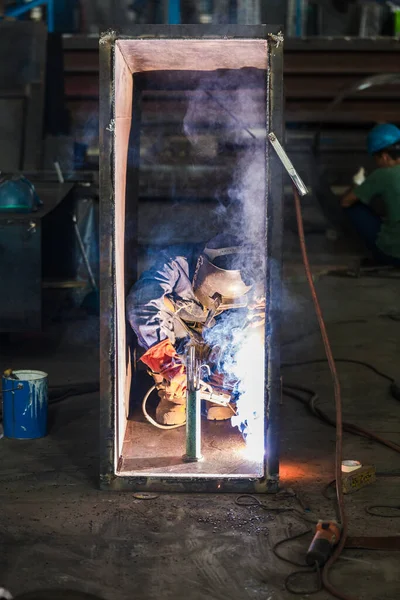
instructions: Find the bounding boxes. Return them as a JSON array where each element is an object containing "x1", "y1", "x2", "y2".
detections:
[
  {"x1": 341, "y1": 123, "x2": 400, "y2": 266},
  {"x1": 127, "y1": 234, "x2": 264, "y2": 429}
]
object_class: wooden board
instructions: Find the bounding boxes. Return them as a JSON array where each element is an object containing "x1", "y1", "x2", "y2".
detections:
[{"x1": 116, "y1": 39, "x2": 268, "y2": 74}]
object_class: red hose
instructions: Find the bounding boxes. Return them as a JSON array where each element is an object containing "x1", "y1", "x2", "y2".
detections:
[{"x1": 293, "y1": 186, "x2": 357, "y2": 600}]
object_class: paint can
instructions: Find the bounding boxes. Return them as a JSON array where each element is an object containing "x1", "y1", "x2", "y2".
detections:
[{"x1": 2, "y1": 370, "x2": 48, "y2": 439}]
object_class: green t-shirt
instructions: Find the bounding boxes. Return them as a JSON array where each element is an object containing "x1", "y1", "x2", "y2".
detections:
[{"x1": 354, "y1": 164, "x2": 400, "y2": 258}]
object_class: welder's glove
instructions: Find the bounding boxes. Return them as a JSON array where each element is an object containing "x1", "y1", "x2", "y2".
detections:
[{"x1": 141, "y1": 338, "x2": 187, "y2": 400}]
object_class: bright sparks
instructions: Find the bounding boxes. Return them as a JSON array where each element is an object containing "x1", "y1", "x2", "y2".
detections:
[{"x1": 231, "y1": 327, "x2": 265, "y2": 461}]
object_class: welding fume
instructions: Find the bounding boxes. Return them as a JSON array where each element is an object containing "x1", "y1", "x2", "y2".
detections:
[
  {"x1": 125, "y1": 66, "x2": 270, "y2": 462},
  {"x1": 127, "y1": 232, "x2": 266, "y2": 450}
]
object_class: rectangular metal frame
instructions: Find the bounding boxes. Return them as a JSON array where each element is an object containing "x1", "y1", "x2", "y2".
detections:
[{"x1": 99, "y1": 25, "x2": 283, "y2": 493}]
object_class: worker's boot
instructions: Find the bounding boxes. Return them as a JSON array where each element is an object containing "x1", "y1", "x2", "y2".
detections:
[
  {"x1": 151, "y1": 372, "x2": 186, "y2": 426},
  {"x1": 207, "y1": 403, "x2": 234, "y2": 421},
  {"x1": 206, "y1": 372, "x2": 236, "y2": 421}
]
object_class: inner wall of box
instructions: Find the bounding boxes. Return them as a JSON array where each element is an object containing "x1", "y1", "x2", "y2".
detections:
[{"x1": 114, "y1": 39, "x2": 269, "y2": 477}]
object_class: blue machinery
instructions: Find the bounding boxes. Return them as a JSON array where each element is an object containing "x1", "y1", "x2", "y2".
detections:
[
  {"x1": 1, "y1": 0, "x2": 55, "y2": 32},
  {"x1": 2, "y1": 0, "x2": 181, "y2": 30}
]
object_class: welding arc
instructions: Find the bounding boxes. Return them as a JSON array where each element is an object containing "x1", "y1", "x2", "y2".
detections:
[{"x1": 292, "y1": 186, "x2": 356, "y2": 600}]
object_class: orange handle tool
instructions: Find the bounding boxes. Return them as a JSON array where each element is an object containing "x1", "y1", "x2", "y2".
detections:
[{"x1": 306, "y1": 520, "x2": 341, "y2": 567}]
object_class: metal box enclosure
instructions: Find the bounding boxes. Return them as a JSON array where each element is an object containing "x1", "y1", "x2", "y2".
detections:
[{"x1": 100, "y1": 25, "x2": 283, "y2": 493}]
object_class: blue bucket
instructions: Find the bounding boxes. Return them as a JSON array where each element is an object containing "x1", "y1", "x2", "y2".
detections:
[{"x1": 2, "y1": 370, "x2": 48, "y2": 439}]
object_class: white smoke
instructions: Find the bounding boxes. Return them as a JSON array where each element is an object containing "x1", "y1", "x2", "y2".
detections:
[{"x1": 183, "y1": 68, "x2": 267, "y2": 451}]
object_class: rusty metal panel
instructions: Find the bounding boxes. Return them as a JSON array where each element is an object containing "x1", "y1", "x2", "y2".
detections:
[{"x1": 99, "y1": 32, "x2": 116, "y2": 487}]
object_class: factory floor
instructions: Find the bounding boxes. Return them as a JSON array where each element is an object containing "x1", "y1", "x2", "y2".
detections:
[{"x1": 1, "y1": 227, "x2": 400, "y2": 600}]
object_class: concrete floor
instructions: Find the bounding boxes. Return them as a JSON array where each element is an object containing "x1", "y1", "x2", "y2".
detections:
[{"x1": 1, "y1": 226, "x2": 400, "y2": 599}]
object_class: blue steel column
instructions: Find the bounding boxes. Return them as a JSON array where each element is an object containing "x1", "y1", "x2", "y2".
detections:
[
  {"x1": 167, "y1": 0, "x2": 181, "y2": 24},
  {"x1": 47, "y1": 0, "x2": 54, "y2": 33}
]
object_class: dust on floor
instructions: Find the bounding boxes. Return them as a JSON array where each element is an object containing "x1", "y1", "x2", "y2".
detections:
[{"x1": 1, "y1": 271, "x2": 399, "y2": 600}]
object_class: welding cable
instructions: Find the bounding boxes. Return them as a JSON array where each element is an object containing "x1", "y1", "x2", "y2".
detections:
[
  {"x1": 235, "y1": 494, "x2": 317, "y2": 524},
  {"x1": 324, "y1": 480, "x2": 400, "y2": 521},
  {"x1": 282, "y1": 384, "x2": 400, "y2": 455},
  {"x1": 283, "y1": 357, "x2": 400, "y2": 403},
  {"x1": 365, "y1": 505, "x2": 400, "y2": 518},
  {"x1": 273, "y1": 530, "x2": 322, "y2": 595},
  {"x1": 323, "y1": 480, "x2": 400, "y2": 520},
  {"x1": 47, "y1": 382, "x2": 100, "y2": 404},
  {"x1": 274, "y1": 536, "x2": 322, "y2": 595},
  {"x1": 282, "y1": 358, "x2": 395, "y2": 384},
  {"x1": 141, "y1": 385, "x2": 186, "y2": 430},
  {"x1": 141, "y1": 382, "x2": 236, "y2": 430},
  {"x1": 0, "y1": 382, "x2": 100, "y2": 419},
  {"x1": 235, "y1": 494, "x2": 321, "y2": 594},
  {"x1": 292, "y1": 186, "x2": 355, "y2": 600}
]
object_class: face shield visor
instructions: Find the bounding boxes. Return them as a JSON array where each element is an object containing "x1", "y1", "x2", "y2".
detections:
[{"x1": 192, "y1": 245, "x2": 253, "y2": 315}]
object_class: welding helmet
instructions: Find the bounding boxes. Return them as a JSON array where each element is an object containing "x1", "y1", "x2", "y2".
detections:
[
  {"x1": 367, "y1": 124, "x2": 400, "y2": 155},
  {"x1": 192, "y1": 236, "x2": 254, "y2": 312}
]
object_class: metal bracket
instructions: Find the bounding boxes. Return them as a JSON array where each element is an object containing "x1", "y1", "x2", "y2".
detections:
[
  {"x1": 106, "y1": 119, "x2": 115, "y2": 133},
  {"x1": 268, "y1": 132, "x2": 309, "y2": 196},
  {"x1": 268, "y1": 31, "x2": 284, "y2": 48},
  {"x1": 99, "y1": 30, "x2": 117, "y2": 46}
]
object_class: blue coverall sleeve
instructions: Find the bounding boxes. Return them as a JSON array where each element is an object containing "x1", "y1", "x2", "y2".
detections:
[{"x1": 126, "y1": 254, "x2": 185, "y2": 350}]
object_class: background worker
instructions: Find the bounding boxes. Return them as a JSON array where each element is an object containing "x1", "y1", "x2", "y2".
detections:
[
  {"x1": 341, "y1": 123, "x2": 400, "y2": 266},
  {"x1": 127, "y1": 234, "x2": 264, "y2": 430}
]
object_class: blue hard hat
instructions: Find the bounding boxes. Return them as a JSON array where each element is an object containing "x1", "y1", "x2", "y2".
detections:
[
  {"x1": 367, "y1": 123, "x2": 400, "y2": 155},
  {"x1": 0, "y1": 175, "x2": 41, "y2": 213}
]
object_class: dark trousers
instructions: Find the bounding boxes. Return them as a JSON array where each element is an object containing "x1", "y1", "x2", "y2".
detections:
[{"x1": 345, "y1": 202, "x2": 400, "y2": 267}]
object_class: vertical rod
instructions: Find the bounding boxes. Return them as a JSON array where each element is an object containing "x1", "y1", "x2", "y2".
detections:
[
  {"x1": 183, "y1": 343, "x2": 202, "y2": 462},
  {"x1": 184, "y1": 389, "x2": 202, "y2": 462}
]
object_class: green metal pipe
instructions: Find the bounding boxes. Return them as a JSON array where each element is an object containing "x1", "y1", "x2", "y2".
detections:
[
  {"x1": 183, "y1": 342, "x2": 202, "y2": 462},
  {"x1": 183, "y1": 389, "x2": 202, "y2": 462}
]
